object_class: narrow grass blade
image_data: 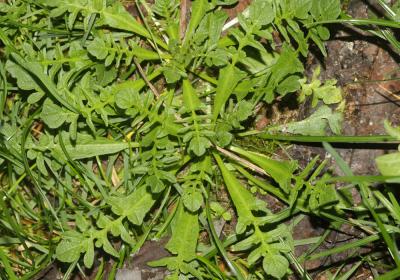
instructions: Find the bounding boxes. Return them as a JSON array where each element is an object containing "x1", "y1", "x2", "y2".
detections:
[
  {"x1": 308, "y1": 18, "x2": 400, "y2": 29},
  {"x1": 323, "y1": 142, "x2": 400, "y2": 267},
  {"x1": 81, "y1": 13, "x2": 97, "y2": 45},
  {"x1": 131, "y1": 186, "x2": 170, "y2": 255},
  {"x1": 373, "y1": 190, "x2": 400, "y2": 222},
  {"x1": 196, "y1": 255, "x2": 225, "y2": 280},
  {"x1": 206, "y1": 198, "x2": 246, "y2": 280},
  {"x1": 337, "y1": 260, "x2": 363, "y2": 280},
  {"x1": 307, "y1": 234, "x2": 379, "y2": 261},
  {"x1": 21, "y1": 110, "x2": 64, "y2": 233},
  {"x1": 0, "y1": 245, "x2": 18, "y2": 280},
  {"x1": 376, "y1": 268, "x2": 400, "y2": 280},
  {"x1": 240, "y1": 132, "x2": 398, "y2": 143},
  {"x1": 0, "y1": 60, "x2": 7, "y2": 119}
]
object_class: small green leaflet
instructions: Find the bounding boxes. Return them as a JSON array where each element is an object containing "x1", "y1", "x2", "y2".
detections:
[
  {"x1": 182, "y1": 188, "x2": 203, "y2": 212},
  {"x1": 312, "y1": 80, "x2": 342, "y2": 105},
  {"x1": 384, "y1": 120, "x2": 400, "y2": 140},
  {"x1": 189, "y1": 135, "x2": 211, "y2": 157},
  {"x1": 376, "y1": 152, "x2": 400, "y2": 176},
  {"x1": 298, "y1": 66, "x2": 343, "y2": 107}
]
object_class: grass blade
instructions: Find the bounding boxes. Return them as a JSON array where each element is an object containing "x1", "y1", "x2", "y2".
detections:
[
  {"x1": 206, "y1": 195, "x2": 246, "y2": 280},
  {"x1": 0, "y1": 247, "x2": 18, "y2": 280},
  {"x1": 323, "y1": 142, "x2": 400, "y2": 267},
  {"x1": 240, "y1": 132, "x2": 398, "y2": 143}
]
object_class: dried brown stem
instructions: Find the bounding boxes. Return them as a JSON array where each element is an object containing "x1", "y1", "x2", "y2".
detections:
[
  {"x1": 215, "y1": 145, "x2": 268, "y2": 177},
  {"x1": 180, "y1": 0, "x2": 188, "y2": 40},
  {"x1": 133, "y1": 58, "x2": 160, "y2": 98}
]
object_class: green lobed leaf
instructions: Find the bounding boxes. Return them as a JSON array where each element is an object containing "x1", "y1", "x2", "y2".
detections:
[
  {"x1": 292, "y1": 0, "x2": 313, "y2": 19},
  {"x1": 108, "y1": 185, "x2": 156, "y2": 225},
  {"x1": 41, "y1": 99, "x2": 78, "y2": 129},
  {"x1": 277, "y1": 75, "x2": 301, "y2": 96},
  {"x1": 87, "y1": 37, "x2": 108, "y2": 59},
  {"x1": 5, "y1": 60, "x2": 37, "y2": 90},
  {"x1": 98, "y1": 232, "x2": 119, "y2": 257},
  {"x1": 10, "y1": 53, "x2": 78, "y2": 113},
  {"x1": 165, "y1": 203, "x2": 199, "y2": 261},
  {"x1": 56, "y1": 238, "x2": 84, "y2": 263},
  {"x1": 269, "y1": 45, "x2": 304, "y2": 86},
  {"x1": 182, "y1": 188, "x2": 203, "y2": 212},
  {"x1": 115, "y1": 88, "x2": 138, "y2": 109},
  {"x1": 248, "y1": 0, "x2": 275, "y2": 26}
]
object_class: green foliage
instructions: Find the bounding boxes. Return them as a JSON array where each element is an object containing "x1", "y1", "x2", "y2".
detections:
[
  {"x1": 215, "y1": 154, "x2": 293, "y2": 278},
  {"x1": 298, "y1": 66, "x2": 343, "y2": 107},
  {"x1": 87, "y1": 34, "x2": 163, "y2": 67},
  {"x1": 268, "y1": 105, "x2": 343, "y2": 136},
  {"x1": 376, "y1": 121, "x2": 400, "y2": 177},
  {"x1": 149, "y1": 203, "x2": 201, "y2": 279},
  {"x1": 3, "y1": 0, "x2": 398, "y2": 279}
]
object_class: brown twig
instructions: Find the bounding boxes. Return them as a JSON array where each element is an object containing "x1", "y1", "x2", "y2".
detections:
[
  {"x1": 378, "y1": 83, "x2": 400, "y2": 101},
  {"x1": 133, "y1": 58, "x2": 160, "y2": 98},
  {"x1": 133, "y1": 58, "x2": 186, "y2": 123},
  {"x1": 214, "y1": 145, "x2": 268, "y2": 177},
  {"x1": 180, "y1": 0, "x2": 188, "y2": 41}
]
